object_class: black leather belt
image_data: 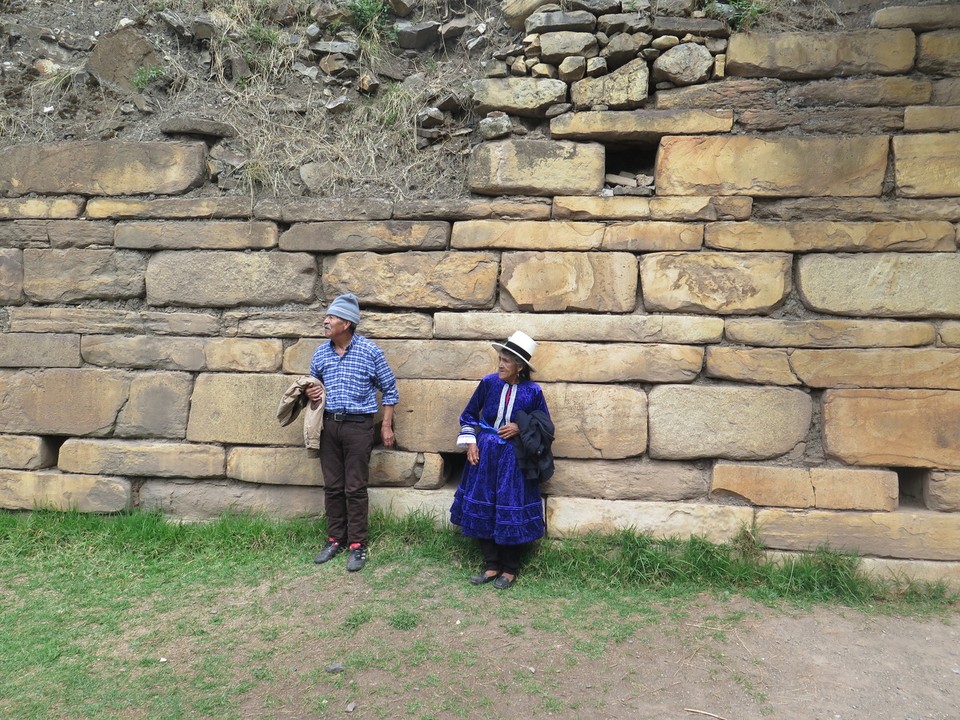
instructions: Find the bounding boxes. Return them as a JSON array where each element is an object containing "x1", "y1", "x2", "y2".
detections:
[{"x1": 325, "y1": 411, "x2": 372, "y2": 422}]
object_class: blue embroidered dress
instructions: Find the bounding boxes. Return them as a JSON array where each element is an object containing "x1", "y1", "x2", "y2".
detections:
[{"x1": 450, "y1": 373, "x2": 551, "y2": 545}]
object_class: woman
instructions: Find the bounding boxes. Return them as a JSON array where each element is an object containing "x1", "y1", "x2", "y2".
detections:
[{"x1": 450, "y1": 331, "x2": 554, "y2": 590}]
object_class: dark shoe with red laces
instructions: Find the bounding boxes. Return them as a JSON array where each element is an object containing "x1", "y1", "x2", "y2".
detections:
[
  {"x1": 346, "y1": 543, "x2": 368, "y2": 572},
  {"x1": 314, "y1": 538, "x2": 344, "y2": 564}
]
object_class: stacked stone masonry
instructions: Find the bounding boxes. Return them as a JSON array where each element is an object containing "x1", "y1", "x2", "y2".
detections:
[{"x1": 2, "y1": 5, "x2": 960, "y2": 586}]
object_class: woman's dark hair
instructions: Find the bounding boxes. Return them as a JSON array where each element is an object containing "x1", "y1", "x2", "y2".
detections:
[{"x1": 519, "y1": 363, "x2": 532, "y2": 383}]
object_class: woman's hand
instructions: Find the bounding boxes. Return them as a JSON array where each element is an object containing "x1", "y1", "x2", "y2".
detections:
[
  {"x1": 466, "y1": 444, "x2": 479, "y2": 466},
  {"x1": 497, "y1": 422, "x2": 520, "y2": 440}
]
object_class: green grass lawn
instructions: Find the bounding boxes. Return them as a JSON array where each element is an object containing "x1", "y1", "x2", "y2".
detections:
[{"x1": 0, "y1": 510, "x2": 954, "y2": 720}]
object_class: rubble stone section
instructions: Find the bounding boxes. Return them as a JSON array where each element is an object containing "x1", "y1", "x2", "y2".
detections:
[
  {"x1": 0, "y1": 469, "x2": 131, "y2": 513},
  {"x1": 546, "y1": 497, "x2": 753, "y2": 544},
  {"x1": 648, "y1": 385, "x2": 812, "y2": 460},
  {"x1": 0, "y1": 142, "x2": 207, "y2": 197},
  {"x1": 757, "y1": 508, "x2": 960, "y2": 562},
  {"x1": 726, "y1": 30, "x2": 915, "y2": 79},
  {"x1": 711, "y1": 463, "x2": 898, "y2": 512},
  {"x1": 500, "y1": 251, "x2": 638, "y2": 312},
  {"x1": 468, "y1": 139, "x2": 605, "y2": 196},
  {"x1": 823, "y1": 389, "x2": 960, "y2": 470},
  {"x1": 797, "y1": 253, "x2": 960, "y2": 318},
  {"x1": 0, "y1": 436, "x2": 57, "y2": 470},
  {"x1": 639, "y1": 251, "x2": 791, "y2": 315},
  {"x1": 656, "y1": 136, "x2": 889, "y2": 197},
  {"x1": 323, "y1": 251, "x2": 499, "y2": 309}
]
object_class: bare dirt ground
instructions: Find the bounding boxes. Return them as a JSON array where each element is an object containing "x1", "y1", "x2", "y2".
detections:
[{"x1": 167, "y1": 568, "x2": 960, "y2": 720}]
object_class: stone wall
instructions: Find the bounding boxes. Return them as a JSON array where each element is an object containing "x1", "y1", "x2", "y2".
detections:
[{"x1": 2, "y1": 5, "x2": 960, "y2": 584}]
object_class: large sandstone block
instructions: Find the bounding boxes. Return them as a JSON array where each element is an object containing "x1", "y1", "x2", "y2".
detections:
[
  {"x1": 6, "y1": 308, "x2": 219, "y2": 336},
  {"x1": 648, "y1": 385, "x2": 812, "y2": 460},
  {"x1": 140, "y1": 479, "x2": 324, "y2": 521},
  {"x1": 115, "y1": 372, "x2": 193, "y2": 439},
  {"x1": 224, "y1": 310, "x2": 432, "y2": 340},
  {"x1": 601, "y1": 222, "x2": 703, "y2": 251},
  {"x1": 757, "y1": 508, "x2": 960, "y2": 561},
  {"x1": 0, "y1": 141, "x2": 206, "y2": 196},
  {"x1": 280, "y1": 221, "x2": 449, "y2": 252},
  {"x1": 918, "y1": 31, "x2": 960, "y2": 75},
  {"x1": 759, "y1": 197, "x2": 960, "y2": 222},
  {"x1": 823, "y1": 388, "x2": 960, "y2": 469},
  {"x1": 933, "y1": 78, "x2": 960, "y2": 105},
  {"x1": 0, "y1": 469, "x2": 130, "y2": 512},
  {"x1": 724, "y1": 318, "x2": 935, "y2": 348},
  {"x1": 792, "y1": 348, "x2": 960, "y2": 390},
  {"x1": 0, "y1": 248, "x2": 24, "y2": 304},
  {"x1": 654, "y1": 79, "x2": 782, "y2": 110},
  {"x1": 323, "y1": 251, "x2": 498, "y2": 309},
  {"x1": 0, "y1": 333, "x2": 80, "y2": 368},
  {"x1": 924, "y1": 471, "x2": 960, "y2": 512},
  {"x1": 369, "y1": 487, "x2": 457, "y2": 528},
  {"x1": 471, "y1": 78, "x2": 568, "y2": 117},
  {"x1": 392, "y1": 379, "x2": 647, "y2": 459},
  {"x1": 552, "y1": 195, "x2": 752, "y2": 222},
  {"x1": 81, "y1": 336, "x2": 282, "y2": 372},
  {"x1": 534, "y1": 342, "x2": 702, "y2": 383},
  {"x1": 872, "y1": 5, "x2": 960, "y2": 31},
  {"x1": 705, "y1": 347, "x2": 798, "y2": 385},
  {"x1": 712, "y1": 463, "x2": 898, "y2": 511},
  {"x1": 187, "y1": 373, "x2": 304, "y2": 446},
  {"x1": 115, "y1": 221, "x2": 278, "y2": 249},
  {"x1": 550, "y1": 109, "x2": 732, "y2": 142},
  {"x1": 254, "y1": 198, "x2": 392, "y2": 222},
  {"x1": 903, "y1": 106, "x2": 960, "y2": 133},
  {"x1": 0, "y1": 435, "x2": 57, "y2": 469},
  {"x1": 656, "y1": 136, "x2": 888, "y2": 197},
  {"x1": 738, "y1": 108, "x2": 905, "y2": 134},
  {"x1": 797, "y1": 253, "x2": 960, "y2": 318},
  {"x1": 726, "y1": 30, "x2": 915, "y2": 79},
  {"x1": 433, "y1": 312, "x2": 723, "y2": 344},
  {"x1": 393, "y1": 198, "x2": 552, "y2": 221},
  {"x1": 59, "y1": 439, "x2": 225, "y2": 478},
  {"x1": 226, "y1": 447, "x2": 325, "y2": 486},
  {"x1": 146, "y1": 250, "x2": 316, "y2": 307},
  {"x1": 451, "y1": 220, "x2": 604, "y2": 250},
  {"x1": 543, "y1": 458, "x2": 707, "y2": 501},
  {"x1": 0, "y1": 198, "x2": 84, "y2": 219},
  {"x1": 784, "y1": 76, "x2": 932, "y2": 106},
  {"x1": 893, "y1": 133, "x2": 960, "y2": 197},
  {"x1": 640, "y1": 252, "x2": 791, "y2": 315},
  {"x1": 546, "y1": 497, "x2": 754, "y2": 543},
  {"x1": 500, "y1": 251, "x2": 638, "y2": 312},
  {"x1": 570, "y1": 57, "x2": 650, "y2": 110},
  {"x1": 469, "y1": 140, "x2": 605, "y2": 196},
  {"x1": 539, "y1": 30, "x2": 598, "y2": 63},
  {"x1": 0, "y1": 219, "x2": 114, "y2": 249},
  {"x1": 943, "y1": 322, "x2": 960, "y2": 347},
  {"x1": 705, "y1": 221, "x2": 954, "y2": 253},
  {"x1": 22, "y1": 249, "x2": 146, "y2": 302},
  {"x1": 86, "y1": 197, "x2": 253, "y2": 219},
  {"x1": 369, "y1": 340, "x2": 496, "y2": 380},
  {"x1": 0, "y1": 368, "x2": 132, "y2": 436}
]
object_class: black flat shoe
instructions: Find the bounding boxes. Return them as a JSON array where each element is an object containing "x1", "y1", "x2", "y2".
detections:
[
  {"x1": 493, "y1": 574, "x2": 515, "y2": 590},
  {"x1": 469, "y1": 572, "x2": 499, "y2": 585}
]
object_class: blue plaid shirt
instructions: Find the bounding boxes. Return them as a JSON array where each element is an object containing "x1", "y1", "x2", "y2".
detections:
[{"x1": 309, "y1": 334, "x2": 399, "y2": 414}]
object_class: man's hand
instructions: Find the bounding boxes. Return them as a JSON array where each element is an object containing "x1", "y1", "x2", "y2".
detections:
[
  {"x1": 305, "y1": 384, "x2": 323, "y2": 401},
  {"x1": 381, "y1": 424, "x2": 396, "y2": 447},
  {"x1": 466, "y1": 444, "x2": 479, "y2": 466}
]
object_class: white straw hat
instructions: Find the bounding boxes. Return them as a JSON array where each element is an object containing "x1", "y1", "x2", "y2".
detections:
[{"x1": 492, "y1": 330, "x2": 538, "y2": 372}]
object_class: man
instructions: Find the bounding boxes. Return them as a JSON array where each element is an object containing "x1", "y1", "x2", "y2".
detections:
[{"x1": 307, "y1": 293, "x2": 399, "y2": 572}]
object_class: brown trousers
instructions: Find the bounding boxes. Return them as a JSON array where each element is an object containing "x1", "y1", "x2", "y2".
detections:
[{"x1": 319, "y1": 416, "x2": 375, "y2": 546}]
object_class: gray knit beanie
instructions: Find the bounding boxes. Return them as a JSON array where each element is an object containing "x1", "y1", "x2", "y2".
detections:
[{"x1": 325, "y1": 293, "x2": 361, "y2": 324}]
